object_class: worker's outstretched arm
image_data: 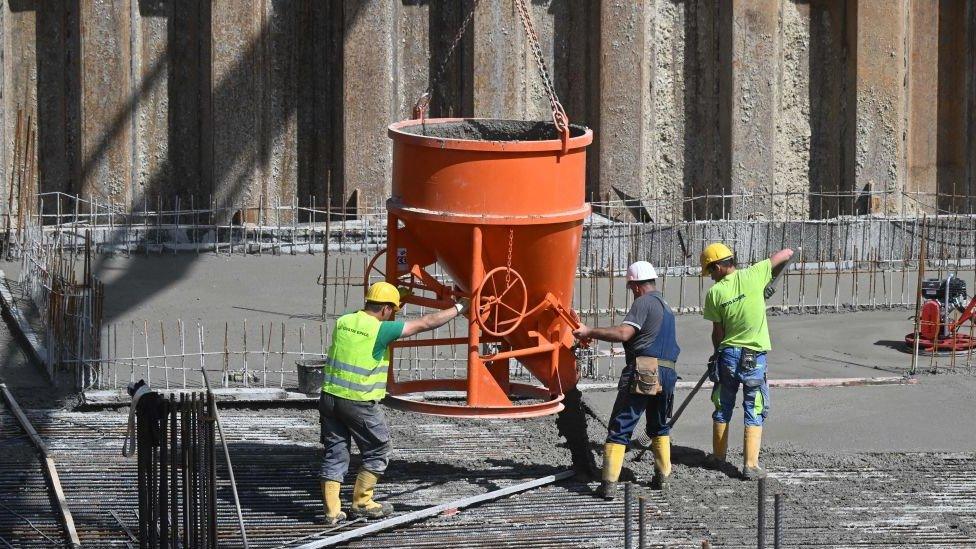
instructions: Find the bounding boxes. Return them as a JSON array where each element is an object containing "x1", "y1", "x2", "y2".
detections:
[
  {"x1": 711, "y1": 322, "x2": 724, "y2": 352},
  {"x1": 401, "y1": 300, "x2": 468, "y2": 338},
  {"x1": 769, "y1": 248, "x2": 795, "y2": 273},
  {"x1": 572, "y1": 323, "x2": 636, "y2": 343}
]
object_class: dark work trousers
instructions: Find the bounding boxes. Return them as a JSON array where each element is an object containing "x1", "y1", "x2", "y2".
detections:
[
  {"x1": 319, "y1": 392, "x2": 391, "y2": 482},
  {"x1": 606, "y1": 366, "x2": 678, "y2": 445}
]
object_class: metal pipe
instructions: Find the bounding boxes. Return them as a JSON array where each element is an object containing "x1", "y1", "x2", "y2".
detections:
[
  {"x1": 294, "y1": 470, "x2": 575, "y2": 549},
  {"x1": 638, "y1": 496, "x2": 646, "y2": 549},
  {"x1": 197, "y1": 338, "x2": 249, "y2": 548},
  {"x1": 624, "y1": 482, "x2": 632, "y2": 549},
  {"x1": 758, "y1": 477, "x2": 766, "y2": 549},
  {"x1": 774, "y1": 492, "x2": 783, "y2": 549}
]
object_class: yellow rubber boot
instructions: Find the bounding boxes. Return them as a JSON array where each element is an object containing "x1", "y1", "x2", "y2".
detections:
[
  {"x1": 650, "y1": 436, "x2": 671, "y2": 491},
  {"x1": 350, "y1": 470, "x2": 393, "y2": 519},
  {"x1": 598, "y1": 442, "x2": 626, "y2": 500},
  {"x1": 704, "y1": 422, "x2": 728, "y2": 469},
  {"x1": 742, "y1": 426, "x2": 766, "y2": 480},
  {"x1": 321, "y1": 480, "x2": 346, "y2": 525}
]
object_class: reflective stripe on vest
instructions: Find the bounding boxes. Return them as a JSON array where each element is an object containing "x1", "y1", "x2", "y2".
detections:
[{"x1": 322, "y1": 311, "x2": 389, "y2": 401}]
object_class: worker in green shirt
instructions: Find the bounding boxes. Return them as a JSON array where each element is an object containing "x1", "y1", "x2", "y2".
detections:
[
  {"x1": 700, "y1": 243, "x2": 793, "y2": 480},
  {"x1": 320, "y1": 281, "x2": 468, "y2": 524}
]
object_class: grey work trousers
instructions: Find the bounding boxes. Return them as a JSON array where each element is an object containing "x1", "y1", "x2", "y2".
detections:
[{"x1": 319, "y1": 392, "x2": 391, "y2": 482}]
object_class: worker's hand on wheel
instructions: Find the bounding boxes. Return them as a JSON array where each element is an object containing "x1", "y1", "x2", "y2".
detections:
[
  {"x1": 572, "y1": 324, "x2": 591, "y2": 340},
  {"x1": 763, "y1": 285, "x2": 775, "y2": 300}
]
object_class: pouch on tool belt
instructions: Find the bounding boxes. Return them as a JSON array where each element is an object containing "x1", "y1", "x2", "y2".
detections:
[
  {"x1": 739, "y1": 350, "x2": 766, "y2": 388},
  {"x1": 630, "y1": 356, "x2": 662, "y2": 396}
]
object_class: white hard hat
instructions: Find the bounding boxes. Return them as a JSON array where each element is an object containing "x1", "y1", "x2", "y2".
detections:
[{"x1": 626, "y1": 261, "x2": 658, "y2": 282}]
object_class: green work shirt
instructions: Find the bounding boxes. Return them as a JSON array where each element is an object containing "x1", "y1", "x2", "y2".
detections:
[{"x1": 703, "y1": 259, "x2": 772, "y2": 351}]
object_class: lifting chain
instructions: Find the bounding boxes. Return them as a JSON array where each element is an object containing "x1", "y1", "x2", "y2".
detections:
[
  {"x1": 512, "y1": 0, "x2": 570, "y2": 147},
  {"x1": 414, "y1": 0, "x2": 482, "y2": 121}
]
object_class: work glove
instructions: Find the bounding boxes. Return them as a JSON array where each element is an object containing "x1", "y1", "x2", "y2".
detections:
[
  {"x1": 707, "y1": 354, "x2": 720, "y2": 383},
  {"x1": 455, "y1": 297, "x2": 471, "y2": 315},
  {"x1": 398, "y1": 287, "x2": 414, "y2": 302},
  {"x1": 763, "y1": 285, "x2": 775, "y2": 300}
]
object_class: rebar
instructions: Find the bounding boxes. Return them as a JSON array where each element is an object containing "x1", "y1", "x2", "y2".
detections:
[
  {"x1": 624, "y1": 482, "x2": 632, "y2": 549},
  {"x1": 758, "y1": 477, "x2": 766, "y2": 549},
  {"x1": 774, "y1": 492, "x2": 783, "y2": 549},
  {"x1": 638, "y1": 496, "x2": 646, "y2": 549}
]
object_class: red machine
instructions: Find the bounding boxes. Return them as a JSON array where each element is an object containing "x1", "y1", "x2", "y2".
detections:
[
  {"x1": 905, "y1": 275, "x2": 976, "y2": 353},
  {"x1": 368, "y1": 117, "x2": 593, "y2": 419}
]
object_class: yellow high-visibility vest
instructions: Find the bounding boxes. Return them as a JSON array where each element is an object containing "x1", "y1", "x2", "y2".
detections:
[{"x1": 322, "y1": 311, "x2": 389, "y2": 401}]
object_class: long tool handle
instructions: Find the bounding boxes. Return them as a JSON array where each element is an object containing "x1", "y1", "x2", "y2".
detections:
[
  {"x1": 667, "y1": 369, "x2": 710, "y2": 428},
  {"x1": 634, "y1": 368, "x2": 710, "y2": 461}
]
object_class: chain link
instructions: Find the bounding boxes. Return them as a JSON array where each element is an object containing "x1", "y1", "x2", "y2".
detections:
[
  {"x1": 504, "y1": 228, "x2": 514, "y2": 287},
  {"x1": 416, "y1": 0, "x2": 481, "y2": 118},
  {"x1": 512, "y1": 0, "x2": 569, "y2": 135}
]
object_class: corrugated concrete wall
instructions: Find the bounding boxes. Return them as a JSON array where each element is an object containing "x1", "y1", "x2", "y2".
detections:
[{"x1": 1, "y1": 0, "x2": 975, "y2": 222}]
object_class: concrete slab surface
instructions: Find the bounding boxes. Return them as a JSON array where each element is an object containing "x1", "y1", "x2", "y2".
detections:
[{"x1": 583, "y1": 373, "x2": 976, "y2": 453}]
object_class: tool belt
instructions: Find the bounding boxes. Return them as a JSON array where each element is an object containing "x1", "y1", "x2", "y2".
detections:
[
  {"x1": 739, "y1": 349, "x2": 758, "y2": 370},
  {"x1": 629, "y1": 357, "x2": 675, "y2": 396}
]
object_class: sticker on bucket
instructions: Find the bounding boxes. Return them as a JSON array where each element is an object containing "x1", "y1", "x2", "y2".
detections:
[{"x1": 397, "y1": 248, "x2": 408, "y2": 272}]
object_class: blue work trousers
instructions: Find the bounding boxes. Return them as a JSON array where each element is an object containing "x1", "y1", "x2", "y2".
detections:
[
  {"x1": 711, "y1": 347, "x2": 770, "y2": 427},
  {"x1": 606, "y1": 366, "x2": 678, "y2": 445}
]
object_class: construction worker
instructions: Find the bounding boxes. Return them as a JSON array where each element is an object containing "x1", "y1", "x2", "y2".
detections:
[
  {"x1": 572, "y1": 261, "x2": 681, "y2": 499},
  {"x1": 320, "y1": 281, "x2": 468, "y2": 524},
  {"x1": 700, "y1": 243, "x2": 793, "y2": 480}
]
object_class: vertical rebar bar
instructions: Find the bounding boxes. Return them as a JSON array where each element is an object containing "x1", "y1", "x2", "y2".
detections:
[
  {"x1": 624, "y1": 482, "x2": 632, "y2": 549},
  {"x1": 758, "y1": 476, "x2": 766, "y2": 549},
  {"x1": 638, "y1": 495, "x2": 646, "y2": 549},
  {"x1": 774, "y1": 492, "x2": 783, "y2": 549}
]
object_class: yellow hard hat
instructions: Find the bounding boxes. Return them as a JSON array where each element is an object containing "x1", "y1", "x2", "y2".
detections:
[
  {"x1": 700, "y1": 243, "x2": 734, "y2": 275},
  {"x1": 365, "y1": 281, "x2": 401, "y2": 311}
]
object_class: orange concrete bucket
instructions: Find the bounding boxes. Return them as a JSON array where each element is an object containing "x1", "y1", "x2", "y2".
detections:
[{"x1": 373, "y1": 118, "x2": 592, "y2": 418}]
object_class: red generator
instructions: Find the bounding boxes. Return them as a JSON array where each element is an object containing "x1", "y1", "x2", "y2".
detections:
[{"x1": 905, "y1": 275, "x2": 976, "y2": 354}]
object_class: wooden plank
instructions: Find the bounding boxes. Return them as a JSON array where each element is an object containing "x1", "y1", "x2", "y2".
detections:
[
  {"x1": 43, "y1": 457, "x2": 82, "y2": 548},
  {"x1": 0, "y1": 384, "x2": 81, "y2": 547}
]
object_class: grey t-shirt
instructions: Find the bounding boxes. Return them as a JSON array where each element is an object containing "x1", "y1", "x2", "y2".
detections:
[{"x1": 622, "y1": 291, "x2": 668, "y2": 372}]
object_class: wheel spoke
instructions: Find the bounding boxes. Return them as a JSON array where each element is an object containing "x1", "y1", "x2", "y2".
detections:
[
  {"x1": 497, "y1": 301, "x2": 522, "y2": 316},
  {"x1": 491, "y1": 273, "x2": 499, "y2": 298},
  {"x1": 497, "y1": 278, "x2": 522, "y2": 300},
  {"x1": 496, "y1": 317, "x2": 521, "y2": 327}
]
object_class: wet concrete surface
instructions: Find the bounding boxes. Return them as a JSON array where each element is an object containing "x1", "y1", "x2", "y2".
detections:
[
  {"x1": 582, "y1": 373, "x2": 976, "y2": 453},
  {"x1": 3, "y1": 403, "x2": 974, "y2": 548},
  {"x1": 2, "y1": 254, "x2": 943, "y2": 391}
]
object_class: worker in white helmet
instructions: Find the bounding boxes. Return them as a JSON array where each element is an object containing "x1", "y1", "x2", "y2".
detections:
[{"x1": 573, "y1": 261, "x2": 681, "y2": 499}]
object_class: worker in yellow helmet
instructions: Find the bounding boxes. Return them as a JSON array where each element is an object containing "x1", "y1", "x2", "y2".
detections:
[
  {"x1": 319, "y1": 281, "x2": 468, "y2": 524},
  {"x1": 700, "y1": 243, "x2": 793, "y2": 480}
]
